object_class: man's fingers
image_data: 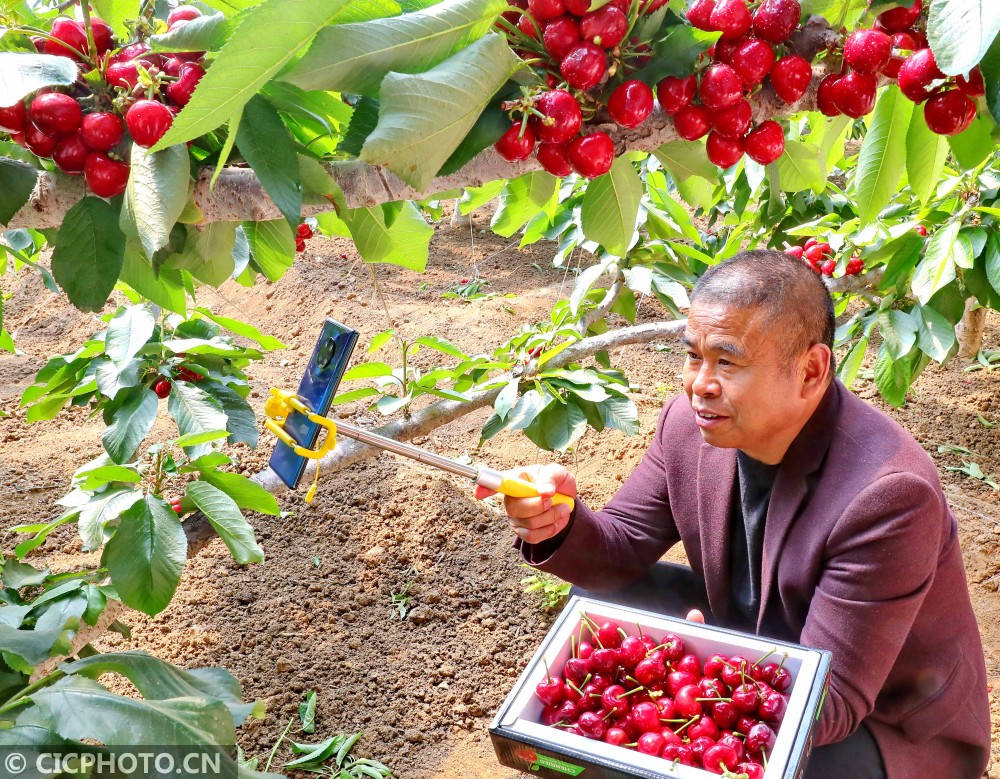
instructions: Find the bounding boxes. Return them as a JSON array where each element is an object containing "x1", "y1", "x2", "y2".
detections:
[
  {"x1": 686, "y1": 609, "x2": 705, "y2": 624},
  {"x1": 473, "y1": 484, "x2": 496, "y2": 500},
  {"x1": 510, "y1": 504, "x2": 572, "y2": 544}
]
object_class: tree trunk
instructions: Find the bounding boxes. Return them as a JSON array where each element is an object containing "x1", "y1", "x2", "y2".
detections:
[{"x1": 956, "y1": 299, "x2": 987, "y2": 359}]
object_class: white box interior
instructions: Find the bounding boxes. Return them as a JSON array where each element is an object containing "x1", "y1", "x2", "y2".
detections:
[{"x1": 495, "y1": 597, "x2": 824, "y2": 778}]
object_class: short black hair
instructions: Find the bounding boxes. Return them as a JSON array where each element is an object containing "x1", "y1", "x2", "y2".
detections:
[{"x1": 689, "y1": 250, "x2": 835, "y2": 374}]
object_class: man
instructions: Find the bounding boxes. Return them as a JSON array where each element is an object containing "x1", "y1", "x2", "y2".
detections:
[{"x1": 478, "y1": 251, "x2": 991, "y2": 778}]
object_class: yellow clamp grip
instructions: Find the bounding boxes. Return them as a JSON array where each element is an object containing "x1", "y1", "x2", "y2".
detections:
[
  {"x1": 498, "y1": 476, "x2": 575, "y2": 511},
  {"x1": 263, "y1": 388, "x2": 337, "y2": 461}
]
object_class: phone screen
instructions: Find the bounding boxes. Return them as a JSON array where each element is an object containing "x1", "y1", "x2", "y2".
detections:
[{"x1": 268, "y1": 319, "x2": 359, "y2": 490}]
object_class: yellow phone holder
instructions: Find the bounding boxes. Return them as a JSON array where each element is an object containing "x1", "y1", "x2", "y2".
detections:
[{"x1": 264, "y1": 388, "x2": 336, "y2": 502}]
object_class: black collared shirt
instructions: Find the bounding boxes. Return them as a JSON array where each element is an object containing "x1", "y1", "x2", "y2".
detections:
[{"x1": 729, "y1": 450, "x2": 779, "y2": 631}]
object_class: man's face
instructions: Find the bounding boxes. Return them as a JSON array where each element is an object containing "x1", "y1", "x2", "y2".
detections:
[{"x1": 682, "y1": 302, "x2": 805, "y2": 464}]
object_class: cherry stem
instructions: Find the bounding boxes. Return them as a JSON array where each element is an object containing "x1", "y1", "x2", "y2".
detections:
[
  {"x1": 635, "y1": 622, "x2": 644, "y2": 639},
  {"x1": 673, "y1": 715, "x2": 699, "y2": 735},
  {"x1": 776, "y1": 652, "x2": 789, "y2": 673},
  {"x1": 566, "y1": 679, "x2": 586, "y2": 697},
  {"x1": 697, "y1": 697, "x2": 731, "y2": 702},
  {"x1": 617, "y1": 627, "x2": 628, "y2": 640},
  {"x1": 571, "y1": 635, "x2": 577, "y2": 660},
  {"x1": 542, "y1": 657, "x2": 552, "y2": 684},
  {"x1": 621, "y1": 686, "x2": 645, "y2": 697},
  {"x1": 753, "y1": 646, "x2": 778, "y2": 667}
]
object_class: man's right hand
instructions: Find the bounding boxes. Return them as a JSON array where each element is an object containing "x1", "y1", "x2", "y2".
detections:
[{"x1": 474, "y1": 464, "x2": 577, "y2": 544}]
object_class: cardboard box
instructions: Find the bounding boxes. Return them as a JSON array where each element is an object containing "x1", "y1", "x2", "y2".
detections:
[{"x1": 490, "y1": 596, "x2": 831, "y2": 779}]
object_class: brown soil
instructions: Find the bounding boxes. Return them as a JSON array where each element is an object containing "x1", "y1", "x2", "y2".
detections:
[{"x1": 2, "y1": 218, "x2": 999, "y2": 777}]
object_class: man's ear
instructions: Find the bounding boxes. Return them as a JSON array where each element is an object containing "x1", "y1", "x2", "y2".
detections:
[{"x1": 802, "y1": 343, "x2": 832, "y2": 395}]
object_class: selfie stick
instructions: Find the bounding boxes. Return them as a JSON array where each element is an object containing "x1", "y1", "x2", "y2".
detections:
[{"x1": 264, "y1": 388, "x2": 575, "y2": 509}]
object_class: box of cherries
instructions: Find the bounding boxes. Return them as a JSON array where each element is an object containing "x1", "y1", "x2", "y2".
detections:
[{"x1": 490, "y1": 597, "x2": 830, "y2": 779}]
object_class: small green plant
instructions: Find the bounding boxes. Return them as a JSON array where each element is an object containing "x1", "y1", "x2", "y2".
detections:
[
  {"x1": 521, "y1": 566, "x2": 571, "y2": 612},
  {"x1": 945, "y1": 461, "x2": 1000, "y2": 491},
  {"x1": 390, "y1": 580, "x2": 414, "y2": 621},
  {"x1": 286, "y1": 732, "x2": 392, "y2": 778},
  {"x1": 964, "y1": 349, "x2": 1000, "y2": 372},
  {"x1": 442, "y1": 277, "x2": 494, "y2": 300}
]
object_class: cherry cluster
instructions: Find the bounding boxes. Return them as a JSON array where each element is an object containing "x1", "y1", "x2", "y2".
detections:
[
  {"x1": 494, "y1": 0, "x2": 669, "y2": 178},
  {"x1": 672, "y1": 0, "x2": 810, "y2": 168},
  {"x1": 0, "y1": 5, "x2": 207, "y2": 199},
  {"x1": 783, "y1": 239, "x2": 862, "y2": 277},
  {"x1": 295, "y1": 222, "x2": 314, "y2": 253},
  {"x1": 534, "y1": 615, "x2": 792, "y2": 777},
  {"x1": 818, "y1": 1, "x2": 982, "y2": 136},
  {"x1": 152, "y1": 361, "x2": 203, "y2": 399}
]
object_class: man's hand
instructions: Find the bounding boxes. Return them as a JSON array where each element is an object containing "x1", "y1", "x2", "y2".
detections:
[
  {"x1": 686, "y1": 609, "x2": 705, "y2": 623},
  {"x1": 474, "y1": 464, "x2": 577, "y2": 544}
]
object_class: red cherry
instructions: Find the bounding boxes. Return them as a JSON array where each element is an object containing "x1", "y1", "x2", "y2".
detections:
[
  {"x1": 567, "y1": 132, "x2": 614, "y2": 178},
  {"x1": 843, "y1": 28, "x2": 892, "y2": 74},
  {"x1": 154, "y1": 379, "x2": 172, "y2": 399},
  {"x1": 817, "y1": 73, "x2": 842, "y2": 116},
  {"x1": 833, "y1": 71, "x2": 877, "y2": 118},
  {"x1": 52, "y1": 133, "x2": 90, "y2": 174},
  {"x1": 738, "y1": 763, "x2": 766, "y2": 779},
  {"x1": 924, "y1": 90, "x2": 976, "y2": 136},
  {"x1": 607, "y1": 80, "x2": 654, "y2": 129},
  {"x1": 686, "y1": 0, "x2": 717, "y2": 31},
  {"x1": 29, "y1": 93, "x2": 82, "y2": 136},
  {"x1": 532, "y1": 89, "x2": 582, "y2": 144},
  {"x1": 707, "y1": 131, "x2": 744, "y2": 168},
  {"x1": 563, "y1": 0, "x2": 590, "y2": 12},
  {"x1": 914, "y1": 224, "x2": 928, "y2": 237},
  {"x1": 785, "y1": 245, "x2": 804, "y2": 258},
  {"x1": 110, "y1": 42, "x2": 151, "y2": 64},
  {"x1": 23, "y1": 124, "x2": 58, "y2": 157},
  {"x1": 81, "y1": 112, "x2": 124, "y2": 151},
  {"x1": 709, "y1": 99, "x2": 752, "y2": 139},
  {"x1": 165, "y1": 61, "x2": 205, "y2": 107},
  {"x1": 495, "y1": 121, "x2": 535, "y2": 161},
  {"x1": 106, "y1": 60, "x2": 149, "y2": 91},
  {"x1": 710, "y1": 0, "x2": 752, "y2": 41},
  {"x1": 604, "y1": 727, "x2": 629, "y2": 747},
  {"x1": 883, "y1": 32, "x2": 918, "y2": 79},
  {"x1": 711, "y1": 36, "x2": 744, "y2": 64},
  {"x1": 637, "y1": 731, "x2": 665, "y2": 755},
  {"x1": 878, "y1": 0, "x2": 921, "y2": 32},
  {"x1": 559, "y1": 43, "x2": 607, "y2": 90},
  {"x1": 45, "y1": 18, "x2": 88, "y2": 60},
  {"x1": 770, "y1": 55, "x2": 812, "y2": 103},
  {"x1": 897, "y1": 48, "x2": 945, "y2": 103},
  {"x1": 579, "y1": 6, "x2": 627, "y2": 49},
  {"x1": 536, "y1": 142, "x2": 573, "y2": 176},
  {"x1": 90, "y1": 17, "x2": 115, "y2": 55},
  {"x1": 704, "y1": 743, "x2": 739, "y2": 773},
  {"x1": 699, "y1": 63, "x2": 744, "y2": 111},
  {"x1": 297, "y1": 223, "x2": 313, "y2": 239},
  {"x1": 845, "y1": 255, "x2": 864, "y2": 275},
  {"x1": 84, "y1": 153, "x2": 130, "y2": 197},
  {"x1": 744, "y1": 120, "x2": 785, "y2": 164},
  {"x1": 730, "y1": 38, "x2": 775, "y2": 86},
  {"x1": 751, "y1": 0, "x2": 801, "y2": 43},
  {"x1": 0, "y1": 102, "x2": 26, "y2": 133},
  {"x1": 656, "y1": 75, "x2": 697, "y2": 114},
  {"x1": 542, "y1": 16, "x2": 580, "y2": 61},
  {"x1": 673, "y1": 104, "x2": 711, "y2": 140},
  {"x1": 957, "y1": 67, "x2": 985, "y2": 97},
  {"x1": 820, "y1": 258, "x2": 836, "y2": 276},
  {"x1": 126, "y1": 99, "x2": 174, "y2": 147},
  {"x1": 167, "y1": 4, "x2": 203, "y2": 25}
]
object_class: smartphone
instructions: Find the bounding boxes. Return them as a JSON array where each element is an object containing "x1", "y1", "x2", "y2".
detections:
[{"x1": 268, "y1": 318, "x2": 359, "y2": 490}]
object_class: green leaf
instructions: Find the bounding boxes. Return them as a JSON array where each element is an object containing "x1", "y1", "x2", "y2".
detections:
[
  {"x1": 873, "y1": 342, "x2": 911, "y2": 408},
  {"x1": 51, "y1": 197, "x2": 126, "y2": 313},
  {"x1": 186, "y1": 482, "x2": 264, "y2": 564},
  {"x1": 150, "y1": 0, "x2": 351, "y2": 150},
  {"x1": 92, "y1": 0, "x2": 140, "y2": 36},
  {"x1": 654, "y1": 140, "x2": 718, "y2": 184},
  {"x1": 343, "y1": 362, "x2": 394, "y2": 380},
  {"x1": 167, "y1": 223, "x2": 238, "y2": 287},
  {"x1": 174, "y1": 430, "x2": 231, "y2": 447},
  {"x1": 947, "y1": 116, "x2": 996, "y2": 171},
  {"x1": 331, "y1": 387, "x2": 381, "y2": 405},
  {"x1": 980, "y1": 34, "x2": 1000, "y2": 124},
  {"x1": 192, "y1": 309, "x2": 285, "y2": 350},
  {"x1": 914, "y1": 304, "x2": 957, "y2": 363},
  {"x1": 875, "y1": 231, "x2": 925, "y2": 294},
  {"x1": 167, "y1": 380, "x2": 228, "y2": 440},
  {"x1": 104, "y1": 304, "x2": 156, "y2": 368},
  {"x1": 836, "y1": 336, "x2": 869, "y2": 389},
  {"x1": 343, "y1": 201, "x2": 433, "y2": 271},
  {"x1": 102, "y1": 497, "x2": 187, "y2": 616},
  {"x1": 119, "y1": 242, "x2": 188, "y2": 313},
  {"x1": 244, "y1": 220, "x2": 295, "y2": 282},
  {"x1": 77, "y1": 465, "x2": 142, "y2": 490},
  {"x1": 963, "y1": 246, "x2": 1000, "y2": 309},
  {"x1": 0, "y1": 624, "x2": 66, "y2": 666},
  {"x1": 415, "y1": 335, "x2": 466, "y2": 358},
  {"x1": 359, "y1": 34, "x2": 520, "y2": 191},
  {"x1": 460, "y1": 179, "x2": 506, "y2": 214},
  {"x1": 237, "y1": 95, "x2": 302, "y2": 233},
  {"x1": 214, "y1": 384, "x2": 260, "y2": 448},
  {"x1": 78, "y1": 488, "x2": 144, "y2": 552},
  {"x1": 581, "y1": 156, "x2": 643, "y2": 257},
  {"x1": 912, "y1": 221, "x2": 960, "y2": 304},
  {"x1": 198, "y1": 471, "x2": 280, "y2": 516},
  {"x1": 574, "y1": 395, "x2": 639, "y2": 436},
  {"x1": 438, "y1": 101, "x2": 510, "y2": 177},
  {"x1": 775, "y1": 140, "x2": 826, "y2": 194},
  {"x1": 631, "y1": 23, "x2": 717, "y2": 85},
  {"x1": 878, "y1": 309, "x2": 918, "y2": 360},
  {"x1": 0, "y1": 158, "x2": 38, "y2": 227},
  {"x1": 122, "y1": 144, "x2": 191, "y2": 260},
  {"x1": 986, "y1": 232, "x2": 1000, "y2": 295},
  {"x1": 522, "y1": 398, "x2": 588, "y2": 451},
  {"x1": 369, "y1": 329, "x2": 395, "y2": 352},
  {"x1": 338, "y1": 96, "x2": 380, "y2": 157},
  {"x1": 490, "y1": 171, "x2": 559, "y2": 238},
  {"x1": 282, "y1": 0, "x2": 506, "y2": 95},
  {"x1": 149, "y1": 11, "x2": 232, "y2": 53},
  {"x1": 799, "y1": 0, "x2": 867, "y2": 27},
  {"x1": 102, "y1": 388, "x2": 158, "y2": 464},
  {"x1": 854, "y1": 86, "x2": 913, "y2": 225},
  {"x1": 904, "y1": 106, "x2": 949, "y2": 206},
  {"x1": 0, "y1": 53, "x2": 78, "y2": 106},
  {"x1": 926, "y1": 0, "x2": 1000, "y2": 76}
]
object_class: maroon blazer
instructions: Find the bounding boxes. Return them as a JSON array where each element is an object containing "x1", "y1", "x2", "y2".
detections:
[{"x1": 521, "y1": 380, "x2": 990, "y2": 778}]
